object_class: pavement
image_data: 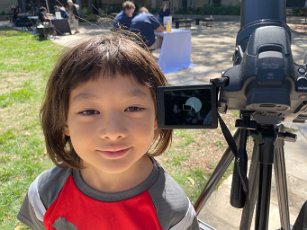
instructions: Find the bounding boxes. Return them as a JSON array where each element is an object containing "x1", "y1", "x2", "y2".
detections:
[{"x1": 2, "y1": 16, "x2": 307, "y2": 229}]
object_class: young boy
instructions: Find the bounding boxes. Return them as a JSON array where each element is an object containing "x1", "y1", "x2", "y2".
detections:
[{"x1": 17, "y1": 34, "x2": 200, "y2": 229}]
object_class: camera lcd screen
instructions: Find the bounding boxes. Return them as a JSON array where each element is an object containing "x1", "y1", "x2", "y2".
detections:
[{"x1": 157, "y1": 85, "x2": 218, "y2": 129}]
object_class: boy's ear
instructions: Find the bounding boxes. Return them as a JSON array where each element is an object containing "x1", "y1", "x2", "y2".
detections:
[{"x1": 64, "y1": 124, "x2": 70, "y2": 136}]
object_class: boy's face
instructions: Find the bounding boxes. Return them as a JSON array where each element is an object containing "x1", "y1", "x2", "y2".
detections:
[
  {"x1": 125, "y1": 8, "x2": 135, "y2": 17},
  {"x1": 64, "y1": 74, "x2": 157, "y2": 183}
]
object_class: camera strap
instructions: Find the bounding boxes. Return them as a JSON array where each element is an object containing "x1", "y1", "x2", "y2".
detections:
[
  {"x1": 210, "y1": 77, "x2": 248, "y2": 193},
  {"x1": 217, "y1": 113, "x2": 248, "y2": 193},
  {"x1": 210, "y1": 77, "x2": 248, "y2": 195}
]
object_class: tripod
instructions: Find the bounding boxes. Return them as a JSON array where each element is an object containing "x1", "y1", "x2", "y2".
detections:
[{"x1": 194, "y1": 112, "x2": 297, "y2": 230}]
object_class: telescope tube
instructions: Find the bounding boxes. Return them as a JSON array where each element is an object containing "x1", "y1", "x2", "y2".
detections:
[
  {"x1": 237, "y1": 0, "x2": 289, "y2": 51},
  {"x1": 240, "y1": 0, "x2": 286, "y2": 27}
]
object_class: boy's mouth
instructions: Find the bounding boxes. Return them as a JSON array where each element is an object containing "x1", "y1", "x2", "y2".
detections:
[{"x1": 96, "y1": 147, "x2": 131, "y2": 159}]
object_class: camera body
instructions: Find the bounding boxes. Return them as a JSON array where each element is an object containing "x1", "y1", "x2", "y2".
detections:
[{"x1": 220, "y1": 25, "x2": 307, "y2": 124}]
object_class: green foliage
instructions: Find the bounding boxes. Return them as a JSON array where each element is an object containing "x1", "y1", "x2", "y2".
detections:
[
  {"x1": 176, "y1": 4, "x2": 241, "y2": 15},
  {"x1": 291, "y1": 8, "x2": 306, "y2": 16},
  {"x1": 212, "y1": 0, "x2": 222, "y2": 6},
  {"x1": 81, "y1": 7, "x2": 98, "y2": 21},
  {"x1": 100, "y1": 4, "x2": 122, "y2": 15},
  {"x1": 98, "y1": 0, "x2": 151, "y2": 15}
]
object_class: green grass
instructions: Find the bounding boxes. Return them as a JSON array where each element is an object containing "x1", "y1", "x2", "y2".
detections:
[
  {"x1": 0, "y1": 28, "x2": 62, "y2": 229},
  {"x1": 0, "y1": 28, "x2": 236, "y2": 229},
  {"x1": 158, "y1": 128, "x2": 235, "y2": 203}
]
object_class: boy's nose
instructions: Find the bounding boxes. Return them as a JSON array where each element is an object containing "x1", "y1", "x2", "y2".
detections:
[{"x1": 99, "y1": 113, "x2": 126, "y2": 140}]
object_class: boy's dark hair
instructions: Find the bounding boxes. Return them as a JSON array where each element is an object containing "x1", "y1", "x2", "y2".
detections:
[
  {"x1": 123, "y1": 1, "x2": 135, "y2": 10},
  {"x1": 41, "y1": 34, "x2": 172, "y2": 168},
  {"x1": 139, "y1": 7, "x2": 149, "y2": 13}
]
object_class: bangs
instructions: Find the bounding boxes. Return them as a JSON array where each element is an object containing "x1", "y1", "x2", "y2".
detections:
[{"x1": 59, "y1": 35, "x2": 161, "y2": 91}]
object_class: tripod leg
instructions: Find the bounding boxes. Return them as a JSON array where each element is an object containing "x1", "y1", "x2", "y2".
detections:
[
  {"x1": 194, "y1": 129, "x2": 240, "y2": 214},
  {"x1": 254, "y1": 127, "x2": 276, "y2": 230},
  {"x1": 240, "y1": 126, "x2": 277, "y2": 230},
  {"x1": 274, "y1": 137, "x2": 291, "y2": 230},
  {"x1": 240, "y1": 134, "x2": 261, "y2": 230},
  {"x1": 230, "y1": 129, "x2": 248, "y2": 208}
]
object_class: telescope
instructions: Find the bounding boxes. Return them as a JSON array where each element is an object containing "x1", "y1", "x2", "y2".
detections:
[{"x1": 157, "y1": 0, "x2": 307, "y2": 229}]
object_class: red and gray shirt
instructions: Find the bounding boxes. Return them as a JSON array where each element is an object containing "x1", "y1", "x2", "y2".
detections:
[{"x1": 18, "y1": 159, "x2": 199, "y2": 230}]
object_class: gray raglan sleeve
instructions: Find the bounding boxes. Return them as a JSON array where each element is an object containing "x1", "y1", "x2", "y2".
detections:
[
  {"x1": 169, "y1": 199, "x2": 199, "y2": 230},
  {"x1": 148, "y1": 165, "x2": 200, "y2": 230},
  {"x1": 17, "y1": 176, "x2": 46, "y2": 230},
  {"x1": 17, "y1": 167, "x2": 71, "y2": 230}
]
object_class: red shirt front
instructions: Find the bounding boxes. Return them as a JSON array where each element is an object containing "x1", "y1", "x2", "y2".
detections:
[{"x1": 44, "y1": 176, "x2": 162, "y2": 230}]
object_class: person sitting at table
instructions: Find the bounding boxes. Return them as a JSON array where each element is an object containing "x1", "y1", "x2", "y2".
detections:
[
  {"x1": 37, "y1": 6, "x2": 55, "y2": 39},
  {"x1": 38, "y1": 6, "x2": 51, "y2": 24},
  {"x1": 113, "y1": 1, "x2": 135, "y2": 30},
  {"x1": 54, "y1": 5, "x2": 69, "y2": 19},
  {"x1": 130, "y1": 7, "x2": 164, "y2": 50}
]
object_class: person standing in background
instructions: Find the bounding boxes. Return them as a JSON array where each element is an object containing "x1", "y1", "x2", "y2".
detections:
[
  {"x1": 65, "y1": 0, "x2": 80, "y2": 34},
  {"x1": 158, "y1": 2, "x2": 171, "y2": 24},
  {"x1": 11, "y1": 4, "x2": 20, "y2": 24}
]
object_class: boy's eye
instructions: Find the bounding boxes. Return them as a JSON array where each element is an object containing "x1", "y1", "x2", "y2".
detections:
[
  {"x1": 78, "y1": 110, "x2": 99, "y2": 116},
  {"x1": 125, "y1": 106, "x2": 145, "y2": 112}
]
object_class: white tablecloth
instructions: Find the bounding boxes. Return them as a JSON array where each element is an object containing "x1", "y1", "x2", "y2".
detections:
[{"x1": 156, "y1": 29, "x2": 192, "y2": 73}]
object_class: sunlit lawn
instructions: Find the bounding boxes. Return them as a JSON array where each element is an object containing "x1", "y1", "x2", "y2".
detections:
[
  {"x1": 0, "y1": 28, "x2": 62, "y2": 229},
  {"x1": 0, "y1": 28, "x2": 235, "y2": 229}
]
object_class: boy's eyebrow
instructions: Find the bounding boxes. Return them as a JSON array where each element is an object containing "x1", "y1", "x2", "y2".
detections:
[
  {"x1": 71, "y1": 93, "x2": 98, "y2": 102},
  {"x1": 71, "y1": 89, "x2": 149, "y2": 102},
  {"x1": 128, "y1": 89, "x2": 148, "y2": 97}
]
